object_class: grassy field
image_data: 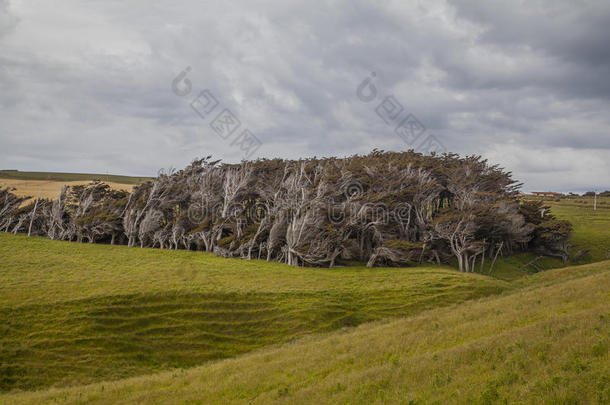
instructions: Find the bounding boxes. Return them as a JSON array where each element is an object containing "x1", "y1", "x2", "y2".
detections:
[
  {"x1": 1, "y1": 254, "x2": 607, "y2": 404},
  {"x1": 545, "y1": 197, "x2": 610, "y2": 262},
  {"x1": 0, "y1": 192, "x2": 608, "y2": 403},
  {"x1": 0, "y1": 233, "x2": 507, "y2": 393},
  {"x1": 0, "y1": 178, "x2": 136, "y2": 201},
  {"x1": 0, "y1": 171, "x2": 151, "y2": 202},
  {"x1": 0, "y1": 170, "x2": 152, "y2": 184}
]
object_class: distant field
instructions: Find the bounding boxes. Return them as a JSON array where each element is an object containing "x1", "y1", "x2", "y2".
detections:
[
  {"x1": 546, "y1": 197, "x2": 610, "y2": 262},
  {"x1": 521, "y1": 195, "x2": 610, "y2": 263},
  {"x1": 0, "y1": 178, "x2": 136, "y2": 201},
  {"x1": 0, "y1": 233, "x2": 508, "y2": 393},
  {"x1": 2, "y1": 247, "x2": 607, "y2": 404},
  {"x1": 0, "y1": 170, "x2": 151, "y2": 201},
  {"x1": 0, "y1": 170, "x2": 152, "y2": 184}
]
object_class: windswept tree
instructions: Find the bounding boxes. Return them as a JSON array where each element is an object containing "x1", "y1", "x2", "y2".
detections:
[
  {"x1": 0, "y1": 187, "x2": 30, "y2": 233},
  {"x1": 520, "y1": 200, "x2": 573, "y2": 264},
  {"x1": 0, "y1": 150, "x2": 573, "y2": 271}
]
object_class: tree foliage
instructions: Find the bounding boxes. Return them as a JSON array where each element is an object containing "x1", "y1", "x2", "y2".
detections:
[{"x1": 0, "y1": 151, "x2": 573, "y2": 271}]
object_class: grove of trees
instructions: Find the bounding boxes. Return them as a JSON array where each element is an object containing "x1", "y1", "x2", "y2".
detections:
[{"x1": 0, "y1": 150, "x2": 572, "y2": 271}]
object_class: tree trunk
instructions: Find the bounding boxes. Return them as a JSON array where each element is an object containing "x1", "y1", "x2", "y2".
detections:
[
  {"x1": 28, "y1": 193, "x2": 40, "y2": 237},
  {"x1": 457, "y1": 253, "x2": 464, "y2": 272},
  {"x1": 488, "y1": 241, "x2": 503, "y2": 275},
  {"x1": 418, "y1": 242, "x2": 426, "y2": 264}
]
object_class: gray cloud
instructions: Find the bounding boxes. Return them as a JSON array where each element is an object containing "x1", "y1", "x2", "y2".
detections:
[{"x1": 0, "y1": 0, "x2": 608, "y2": 192}]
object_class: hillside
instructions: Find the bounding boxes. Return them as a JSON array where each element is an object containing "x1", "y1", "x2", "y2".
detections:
[
  {"x1": 0, "y1": 233, "x2": 506, "y2": 393},
  {"x1": 2, "y1": 259, "x2": 608, "y2": 404},
  {"x1": 0, "y1": 190, "x2": 608, "y2": 403}
]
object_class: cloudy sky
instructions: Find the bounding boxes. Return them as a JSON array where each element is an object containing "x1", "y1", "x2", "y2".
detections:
[{"x1": 1, "y1": 0, "x2": 609, "y2": 192}]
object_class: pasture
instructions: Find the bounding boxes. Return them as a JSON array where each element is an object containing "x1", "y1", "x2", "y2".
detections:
[
  {"x1": 546, "y1": 196, "x2": 610, "y2": 262},
  {"x1": 0, "y1": 178, "x2": 135, "y2": 201},
  {"x1": 0, "y1": 171, "x2": 150, "y2": 202},
  {"x1": 0, "y1": 233, "x2": 506, "y2": 393},
  {"x1": 1, "y1": 240, "x2": 607, "y2": 403},
  {"x1": 0, "y1": 190, "x2": 608, "y2": 404},
  {"x1": 0, "y1": 170, "x2": 151, "y2": 184}
]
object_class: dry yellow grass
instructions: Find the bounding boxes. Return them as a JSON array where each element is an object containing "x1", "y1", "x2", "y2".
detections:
[{"x1": 0, "y1": 178, "x2": 134, "y2": 201}]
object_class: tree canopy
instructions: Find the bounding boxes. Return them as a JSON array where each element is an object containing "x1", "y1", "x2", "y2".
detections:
[{"x1": 0, "y1": 150, "x2": 572, "y2": 271}]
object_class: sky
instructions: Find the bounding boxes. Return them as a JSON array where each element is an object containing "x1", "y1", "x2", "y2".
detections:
[{"x1": 0, "y1": 0, "x2": 609, "y2": 193}]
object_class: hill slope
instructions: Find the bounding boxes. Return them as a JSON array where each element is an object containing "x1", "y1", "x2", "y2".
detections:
[
  {"x1": 2, "y1": 260, "x2": 608, "y2": 404},
  {"x1": 0, "y1": 233, "x2": 506, "y2": 392}
]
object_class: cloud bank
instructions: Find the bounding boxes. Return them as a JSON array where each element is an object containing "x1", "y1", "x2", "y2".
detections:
[{"x1": 1, "y1": 0, "x2": 609, "y2": 192}]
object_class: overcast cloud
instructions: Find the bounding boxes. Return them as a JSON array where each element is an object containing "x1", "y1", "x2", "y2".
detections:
[{"x1": 0, "y1": 0, "x2": 608, "y2": 192}]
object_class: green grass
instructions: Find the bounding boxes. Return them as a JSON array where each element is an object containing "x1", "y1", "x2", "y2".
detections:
[
  {"x1": 478, "y1": 253, "x2": 564, "y2": 281},
  {"x1": 0, "y1": 194, "x2": 608, "y2": 403},
  {"x1": 0, "y1": 170, "x2": 152, "y2": 185},
  {"x1": 548, "y1": 198, "x2": 610, "y2": 262},
  {"x1": 0, "y1": 233, "x2": 507, "y2": 392},
  {"x1": 2, "y1": 260, "x2": 608, "y2": 404}
]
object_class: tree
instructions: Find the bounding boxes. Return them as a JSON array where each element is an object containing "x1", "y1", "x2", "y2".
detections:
[
  {"x1": 0, "y1": 187, "x2": 30, "y2": 232},
  {"x1": 0, "y1": 151, "x2": 574, "y2": 271}
]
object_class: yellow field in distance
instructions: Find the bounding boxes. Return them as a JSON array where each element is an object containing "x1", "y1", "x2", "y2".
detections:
[{"x1": 0, "y1": 178, "x2": 135, "y2": 201}]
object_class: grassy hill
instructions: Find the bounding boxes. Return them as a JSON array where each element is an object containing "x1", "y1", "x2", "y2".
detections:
[
  {"x1": 0, "y1": 233, "x2": 507, "y2": 393},
  {"x1": 0, "y1": 193, "x2": 608, "y2": 404},
  {"x1": 1, "y1": 256, "x2": 607, "y2": 404}
]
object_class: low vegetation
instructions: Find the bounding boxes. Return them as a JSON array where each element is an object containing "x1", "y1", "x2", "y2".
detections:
[
  {"x1": 1, "y1": 253, "x2": 607, "y2": 404},
  {"x1": 0, "y1": 233, "x2": 506, "y2": 392}
]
